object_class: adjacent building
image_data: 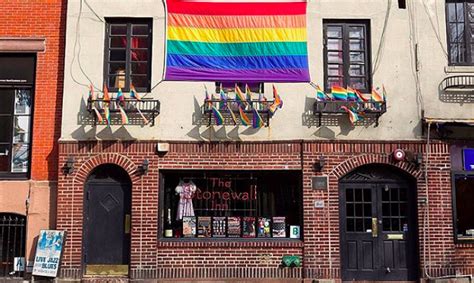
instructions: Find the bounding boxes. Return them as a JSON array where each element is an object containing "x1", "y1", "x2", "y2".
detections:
[{"x1": 0, "y1": 0, "x2": 66, "y2": 277}]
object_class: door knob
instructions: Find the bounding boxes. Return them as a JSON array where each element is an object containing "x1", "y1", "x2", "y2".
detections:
[{"x1": 386, "y1": 267, "x2": 391, "y2": 273}]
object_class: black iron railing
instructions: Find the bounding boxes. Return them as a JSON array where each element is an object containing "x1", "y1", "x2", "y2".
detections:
[
  {"x1": 0, "y1": 214, "x2": 26, "y2": 277},
  {"x1": 441, "y1": 75, "x2": 474, "y2": 90},
  {"x1": 87, "y1": 99, "x2": 160, "y2": 126},
  {"x1": 202, "y1": 99, "x2": 274, "y2": 127},
  {"x1": 313, "y1": 100, "x2": 386, "y2": 127}
]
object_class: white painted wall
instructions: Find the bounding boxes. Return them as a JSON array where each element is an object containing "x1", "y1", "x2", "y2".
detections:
[{"x1": 61, "y1": 0, "x2": 473, "y2": 141}]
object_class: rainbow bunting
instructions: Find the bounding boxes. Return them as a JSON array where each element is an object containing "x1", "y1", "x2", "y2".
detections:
[
  {"x1": 103, "y1": 83, "x2": 111, "y2": 102},
  {"x1": 164, "y1": 0, "x2": 309, "y2": 82},
  {"x1": 116, "y1": 88, "x2": 125, "y2": 105},
  {"x1": 269, "y1": 85, "x2": 283, "y2": 114},
  {"x1": 130, "y1": 84, "x2": 141, "y2": 100},
  {"x1": 103, "y1": 106, "x2": 111, "y2": 125},
  {"x1": 347, "y1": 87, "x2": 358, "y2": 101},
  {"x1": 331, "y1": 86, "x2": 347, "y2": 101},
  {"x1": 211, "y1": 105, "x2": 224, "y2": 125},
  {"x1": 252, "y1": 108, "x2": 265, "y2": 128},
  {"x1": 315, "y1": 85, "x2": 327, "y2": 101},
  {"x1": 239, "y1": 107, "x2": 251, "y2": 126},
  {"x1": 235, "y1": 84, "x2": 248, "y2": 108},
  {"x1": 341, "y1": 105, "x2": 359, "y2": 126}
]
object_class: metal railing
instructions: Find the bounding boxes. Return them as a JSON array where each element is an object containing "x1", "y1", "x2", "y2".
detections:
[{"x1": 0, "y1": 213, "x2": 26, "y2": 277}]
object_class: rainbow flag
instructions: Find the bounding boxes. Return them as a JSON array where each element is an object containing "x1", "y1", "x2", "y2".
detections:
[
  {"x1": 164, "y1": 0, "x2": 309, "y2": 82},
  {"x1": 104, "y1": 106, "x2": 111, "y2": 125},
  {"x1": 245, "y1": 84, "x2": 253, "y2": 102},
  {"x1": 331, "y1": 86, "x2": 347, "y2": 101},
  {"x1": 130, "y1": 84, "x2": 141, "y2": 100},
  {"x1": 211, "y1": 105, "x2": 224, "y2": 125},
  {"x1": 239, "y1": 107, "x2": 251, "y2": 126},
  {"x1": 252, "y1": 108, "x2": 265, "y2": 128},
  {"x1": 235, "y1": 84, "x2": 248, "y2": 108},
  {"x1": 103, "y1": 83, "x2": 111, "y2": 102},
  {"x1": 219, "y1": 89, "x2": 227, "y2": 110},
  {"x1": 341, "y1": 105, "x2": 359, "y2": 126},
  {"x1": 118, "y1": 106, "x2": 129, "y2": 124},
  {"x1": 88, "y1": 84, "x2": 97, "y2": 100},
  {"x1": 347, "y1": 87, "x2": 357, "y2": 101},
  {"x1": 269, "y1": 85, "x2": 283, "y2": 114},
  {"x1": 227, "y1": 103, "x2": 238, "y2": 125},
  {"x1": 315, "y1": 85, "x2": 327, "y2": 101},
  {"x1": 371, "y1": 87, "x2": 384, "y2": 102},
  {"x1": 355, "y1": 88, "x2": 369, "y2": 102}
]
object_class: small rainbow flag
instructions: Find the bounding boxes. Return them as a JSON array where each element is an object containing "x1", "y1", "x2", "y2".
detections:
[
  {"x1": 103, "y1": 83, "x2": 111, "y2": 102},
  {"x1": 371, "y1": 87, "x2": 384, "y2": 102},
  {"x1": 235, "y1": 84, "x2": 248, "y2": 108},
  {"x1": 130, "y1": 84, "x2": 141, "y2": 100},
  {"x1": 258, "y1": 92, "x2": 268, "y2": 110},
  {"x1": 316, "y1": 85, "x2": 327, "y2": 101},
  {"x1": 245, "y1": 84, "x2": 253, "y2": 102},
  {"x1": 239, "y1": 107, "x2": 251, "y2": 126},
  {"x1": 331, "y1": 86, "x2": 347, "y2": 101},
  {"x1": 219, "y1": 89, "x2": 227, "y2": 110},
  {"x1": 211, "y1": 105, "x2": 224, "y2": 125},
  {"x1": 252, "y1": 108, "x2": 265, "y2": 128},
  {"x1": 355, "y1": 88, "x2": 369, "y2": 102},
  {"x1": 341, "y1": 105, "x2": 359, "y2": 126},
  {"x1": 227, "y1": 103, "x2": 238, "y2": 125},
  {"x1": 88, "y1": 84, "x2": 97, "y2": 100},
  {"x1": 269, "y1": 85, "x2": 283, "y2": 114},
  {"x1": 116, "y1": 88, "x2": 125, "y2": 105},
  {"x1": 347, "y1": 87, "x2": 358, "y2": 101},
  {"x1": 104, "y1": 106, "x2": 111, "y2": 125},
  {"x1": 118, "y1": 106, "x2": 129, "y2": 124}
]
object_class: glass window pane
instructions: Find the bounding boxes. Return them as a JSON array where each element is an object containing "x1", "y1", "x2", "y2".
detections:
[
  {"x1": 131, "y1": 37, "x2": 149, "y2": 48},
  {"x1": 382, "y1": 203, "x2": 390, "y2": 217},
  {"x1": 0, "y1": 118, "x2": 12, "y2": 142},
  {"x1": 327, "y1": 26, "x2": 342, "y2": 38},
  {"x1": 14, "y1": 90, "x2": 32, "y2": 115},
  {"x1": 355, "y1": 219, "x2": 364, "y2": 232},
  {"x1": 469, "y1": 3, "x2": 474, "y2": 22},
  {"x1": 346, "y1": 189, "x2": 354, "y2": 201},
  {"x1": 349, "y1": 77, "x2": 366, "y2": 90},
  {"x1": 131, "y1": 62, "x2": 148, "y2": 74},
  {"x1": 11, "y1": 144, "x2": 28, "y2": 173},
  {"x1": 391, "y1": 188, "x2": 399, "y2": 201},
  {"x1": 110, "y1": 24, "x2": 127, "y2": 35},
  {"x1": 109, "y1": 63, "x2": 126, "y2": 75},
  {"x1": 327, "y1": 77, "x2": 344, "y2": 88},
  {"x1": 364, "y1": 219, "x2": 371, "y2": 231},
  {"x1": 109, "y1": 50, "x2": 126, "y2": 61},
  {"x1": 328, "y1": 51, "x2": 343, "y2": 63},
  {"x1": 350, "y1": 52, "x2": 364, "y2": 63},
  {"x1": 391, "y1": 203, "x2": 400, "y2": 216},
  {"x1": 347, "y1": 219, "x2": 355, "y2": 232},
  {"x1": 350, "y1": 39, "x2": 364, "y2": 51},
  {"x1": 327, "y1": 39, "x2": 343, "y2": 50},
  {"x1": 457, "y1": 3, "x2": 465, "y2": 22},
  {"x1": 364, "y1": 204, "x2": 371, "y2": 217},
  {"x1": 383, "y1": 218, "x2": 391, "y2": 231},
  {"x1": 391, "y1": 218, "x2": 400, "y2": 231},
  {"x1": 349, "y1": 65, "x2": 366, "y2": 76},
  {"x1": 0, "y1": 144, "x2": 9, "y2": 172},
  {"x1": 0, "y1": 89, "x2": 14, "y2": 114},
  {"x1": 110, "y1": 36, "x2": 127, "y2": 48},
  {"x1": 132, "y1": 25, "x2": 149, "y2": 36},
  {"x1": 349, "y1": 26, "x2": 364, "y2": 39},
  {"x1": 363, "y1": 189, "x2": 371, "y2": 202},
  {"x1": 455, "y1": 175, "x2": 474, "y2": 239},
  {"x1": 346, "y1": 203, "x2": 354, "y2": 216},
  {"x1": 327, "y1": 64, "x2": 343, "y2": 76},
  {"x1": 355, "y1": 204, "x2": 363, "y2": 217},
  {"x1": 355, "y1": 189, "x2": 362, "y2": 202},
  {"x1": 131, "y1": 76, "x2": 148, "y2": 88},
  {"x1": 448, "y1": 3, "x2": 457, "y2": 22},
  {"x1": 13, "y1": 116, "x2": 30, "y2": 143},
  {"x1": 108, "y1": 75, "x2": 126, "y2": 89},
  {"x1": 131, "y1": 50, "x2": 148, "y2": 61},
  {"x1": 400, "y1": 203, "x2": 407, "y2": 217}
]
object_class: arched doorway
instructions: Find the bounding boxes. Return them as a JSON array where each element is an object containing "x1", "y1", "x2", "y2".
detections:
[
  {"x1": 83, "y1": 164, "x2": 131, "y2": 275},
  {"x1": 339, "y1": 164, "x2": 419, "y2": 281}
]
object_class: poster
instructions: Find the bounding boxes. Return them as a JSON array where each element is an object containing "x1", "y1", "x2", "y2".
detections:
[{"x1": 32, "y1": 230, "x2": 65, "y2": 277}]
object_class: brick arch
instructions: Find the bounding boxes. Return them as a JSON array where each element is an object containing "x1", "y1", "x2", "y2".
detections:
[
  {"x1": 73, "y1": 153, "x2": 140, "y2": 186},
  {"x1": 330, "y1": 153, "x2": 422, "y2": 180}
]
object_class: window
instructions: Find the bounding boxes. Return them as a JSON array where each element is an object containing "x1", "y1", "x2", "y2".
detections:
[
  {"x1": 105, "y1": 19, "x2": 152, "y2": 92},
  {"x1": 160, "y1": 170, "x2": 302, "y2": 239},
  {"x1": 446, "y1": 1, "x2": 474, "y2": 65},
  {"x1": 323, "y1": 20, "x2": 371, "y2": 93},
  {"x1": 453, "y1": 173, "x2": 474, "y2": 241},
  {"x1": 215, "y1": 82, "x2": 264, "y2": 94}
]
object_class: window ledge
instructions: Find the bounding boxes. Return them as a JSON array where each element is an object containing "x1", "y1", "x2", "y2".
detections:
[
  {"x1": 445, "y1": 66, "x2": 474, "y2": 73},
  {"x1": 157, "y1": 238, "x2": 303, "y2": 248}
]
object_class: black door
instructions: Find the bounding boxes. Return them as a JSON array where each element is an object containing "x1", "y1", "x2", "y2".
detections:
[
  {"x1": 339, "y1": 166, "x2": 419, "y2": 281},
  {"x1": 83, "y1": 164, "x2": 131, "y2": 275}
]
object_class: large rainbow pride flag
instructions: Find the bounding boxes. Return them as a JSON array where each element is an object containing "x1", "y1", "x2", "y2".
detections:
[{"x1": 164, "y1": 0, "x2": 310, "y2": 82}]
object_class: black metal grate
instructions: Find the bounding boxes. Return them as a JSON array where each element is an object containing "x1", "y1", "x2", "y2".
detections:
[
  {"x1": 0, "y1": 213, "x2": 26, "y2": 277},
  {"x1": 202, "y1": 99, "x2": 274, "y2": 127},
  {"x1": 87, "y1": 98, "x2": 160, "y2": 126},
  {"x1": 313, "y1": 100, "x2": 386, "y2": 127}
]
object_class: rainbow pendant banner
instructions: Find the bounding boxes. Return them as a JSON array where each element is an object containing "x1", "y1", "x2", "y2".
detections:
[{"x1": 164, "y1": 0, "x2": 310, "y2": 82}]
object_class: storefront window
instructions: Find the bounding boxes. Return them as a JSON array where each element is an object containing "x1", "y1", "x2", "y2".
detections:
[
  {"x1": 160, "y1": 170, "x2": 302, "y2": 239},
  {"x1": 453, "y1": 174, "x2": 474, "y2": 241}
]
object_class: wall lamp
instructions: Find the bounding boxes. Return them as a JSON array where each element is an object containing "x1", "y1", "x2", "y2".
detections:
[
  {"x1": 63, "y1": 156, "x2": 75, "y2": 175},
  {"x1": 137, "y1": 159, "x2": 149, "y2": 175},
  {"x1": 312, "y1": 156, "x2": 325, "y2": 172}
]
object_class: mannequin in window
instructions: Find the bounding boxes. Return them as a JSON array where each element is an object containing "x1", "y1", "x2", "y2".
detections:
[{"x1": 175, "y1": 179, "x2": 196, "y2": 220}]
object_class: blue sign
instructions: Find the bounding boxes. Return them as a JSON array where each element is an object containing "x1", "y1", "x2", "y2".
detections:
[{"x1": 464, "y1": 149, "x2": 474, "y2": 171}]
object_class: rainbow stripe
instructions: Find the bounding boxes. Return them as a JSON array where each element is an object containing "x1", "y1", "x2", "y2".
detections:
[
  {"x1": 347, "y1": 87, "x2": 357, "y2": 101},
  {"x1": 165, "y1": 0, "x2": 309, "y2": 82},
  {"x1": 371, "y1": 87, "x2": 384, "y2": 102},
  {"x1": 103, "y1": 83, "x2": 111, "y2": 102},
  {"x1": 235, "y1": 84, "x2": 248, "y2": 108},
  {"x1": 341, "y1": 105, "x2": 359, "y2": 126},
  {"x1": 211, "y1": 105, "x2": 224, "y2": 125},
  {"x1": 252, "y1": 108, "x2": 265, "y2": 128},
  {"x1": 315, "y1": 85, "x2": 327, "y2": 101},
  {"x1": 239, "y1": 107, "x2": 251, "y2": 126},
  {"x1": 355, "y1": 88, "x2": 369, "y2": 102},
  {"x1": 331, "y1": 86, "x2": 347, "y2": 101},
  {"x1": 269, "y1": 85, "x2": 283, "y2": 114},
  {"x1": 118, "y1": 106, "x2": 129, "y2": 124},
  {"x1": 130, "y1": 84, "x2": 141, "y2": 100}
]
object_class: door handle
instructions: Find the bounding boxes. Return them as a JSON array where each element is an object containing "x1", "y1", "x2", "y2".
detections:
[
  {"x1": 124, "y1": 214, "x2": 131, "y2": 234},
  {"x1": 372, "y1": 217, "x2": 378, "y2": 238}
]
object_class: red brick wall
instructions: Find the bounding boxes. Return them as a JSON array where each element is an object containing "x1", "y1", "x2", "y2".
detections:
[
  {"x1": 0, "y1": 0, "x2": 66, "y2": 180},
  {"x1": 56, "y1": 140, "x2": 474, "y2": 280}
]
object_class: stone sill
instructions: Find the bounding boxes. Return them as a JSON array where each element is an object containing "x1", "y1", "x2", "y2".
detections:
[{"x1": 445, "y1": 65, "x2": 474, "y2": 73}]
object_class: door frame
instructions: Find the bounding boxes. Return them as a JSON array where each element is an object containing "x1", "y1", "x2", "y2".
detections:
[
  {"x1": 338, "y1": 164, "x2": 420, "y2": 281},
  {"x1": 82, "y1": 164, "x2": 132, "y2": 276}
]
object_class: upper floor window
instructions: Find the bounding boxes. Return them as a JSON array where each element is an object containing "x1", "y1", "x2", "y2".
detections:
[
  {"x1": 105, "y1": 19, "x2": 152, "y2": 92},
  {"x1": 446, "y1": 1, "x2": 474, "y2": 65},
  {"x1": 323, "y1": 20, "x2": 371, "y2": 93}
]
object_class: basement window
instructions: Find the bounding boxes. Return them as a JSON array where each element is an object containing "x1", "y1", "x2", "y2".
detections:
[{"x1": 453, "y1": 173, "x2": 474, "y2": 242}]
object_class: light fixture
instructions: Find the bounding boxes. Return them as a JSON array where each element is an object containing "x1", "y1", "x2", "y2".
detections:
[
  {"x1": 312, "y1": 156, "x2": 325, "y2": 172},
  {"x1": 137, "y1": 159, "x2": 149, "y2": 175},
  {"x1": 64, "y1": 156, "x2": 74, "y2": 175}
]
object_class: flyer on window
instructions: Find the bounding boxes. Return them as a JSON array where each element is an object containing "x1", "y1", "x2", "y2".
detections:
[{"x1": 32, "y1": 230, "x2": 65, "y2": 277}]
